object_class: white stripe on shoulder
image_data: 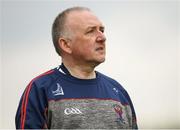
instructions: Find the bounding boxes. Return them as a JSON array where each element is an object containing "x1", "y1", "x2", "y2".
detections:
[{"x1": 59, "y1": 68, "x2": 66, "y2": 75}]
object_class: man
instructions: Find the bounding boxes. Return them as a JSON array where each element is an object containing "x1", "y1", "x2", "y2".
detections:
[{"x1": 15, "y1": 7, "x2": 138, "y2": 129}]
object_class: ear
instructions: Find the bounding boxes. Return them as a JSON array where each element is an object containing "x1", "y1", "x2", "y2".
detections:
[{"x1": 58, "y1": 38, "x2": 72, "y2": 54}]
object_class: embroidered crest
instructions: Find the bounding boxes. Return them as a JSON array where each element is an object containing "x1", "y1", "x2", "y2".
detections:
[
  {"x1": 52, "y1": 83, "x2": 64, "y2": 96},
  {"x1": 113, "y1": 104, "x2": 125, "y2": 124}
]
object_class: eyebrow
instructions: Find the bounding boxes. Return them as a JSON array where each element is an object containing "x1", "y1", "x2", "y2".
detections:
[{"x1": 86, "y1": 25, "x2": 105, "y2": 30}]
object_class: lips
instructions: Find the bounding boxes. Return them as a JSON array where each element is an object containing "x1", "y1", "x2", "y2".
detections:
[{"x1": 96, "y1": 47, "x2": 104, "y2": 51}]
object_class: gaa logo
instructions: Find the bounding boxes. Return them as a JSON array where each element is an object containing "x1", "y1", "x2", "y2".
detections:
[{"x1": 64, "y1": 108, "x2": 83, "y2": 115}]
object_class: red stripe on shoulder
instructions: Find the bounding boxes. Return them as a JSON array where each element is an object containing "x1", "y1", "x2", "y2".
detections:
[{"x1": 20, "y1": 70, "x2": 54, "y2": 129}]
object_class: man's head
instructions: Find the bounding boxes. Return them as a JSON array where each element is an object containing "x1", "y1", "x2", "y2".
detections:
[{"x1": 52, "y1": 7, "x2": 106, "y2": 67}]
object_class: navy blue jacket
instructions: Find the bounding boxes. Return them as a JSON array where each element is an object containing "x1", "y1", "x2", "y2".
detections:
[{"x1": 16, "y1": 64, "x2": 138, "y2": 129}]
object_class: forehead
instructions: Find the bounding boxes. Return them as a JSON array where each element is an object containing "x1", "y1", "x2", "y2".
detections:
[{"x1": 66, "y1": 10, "x2": 103, "y2": 29}]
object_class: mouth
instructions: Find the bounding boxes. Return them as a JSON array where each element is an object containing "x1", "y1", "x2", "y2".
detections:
[{"x1": 96, "y1": 47, "x2": 104, "y2": 51}]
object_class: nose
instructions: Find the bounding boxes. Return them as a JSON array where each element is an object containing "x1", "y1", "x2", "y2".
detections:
[{"x1": 96, "y1": 32, "x2": 106, "y2": 43}]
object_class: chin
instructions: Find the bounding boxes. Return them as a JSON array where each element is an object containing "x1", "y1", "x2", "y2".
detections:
[
  {"x1": 95, "y1": 58, "x2": 105, "y2": 65},
  {"x1": 99, "y1": 55, "x2": 105, "y2": 62},
  {"x1": 100, "y1": 58, "x2": 105, "y2": 63},
  {"x1": 88, "y1": 57, "x2": 105, "y2": 67}
]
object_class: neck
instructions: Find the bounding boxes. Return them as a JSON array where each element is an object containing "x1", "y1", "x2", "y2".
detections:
[{"x1": 62, "y1": 60, "x2": 96, "y2": 79}]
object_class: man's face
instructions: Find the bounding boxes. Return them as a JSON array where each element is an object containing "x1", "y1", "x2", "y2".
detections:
[{"x1": 66, "y1": 10, "x2": 106, "y2": 66}]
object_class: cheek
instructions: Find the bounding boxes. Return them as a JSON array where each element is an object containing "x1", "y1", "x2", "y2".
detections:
[
  {"x1": 83, "y1": 44, "x2": 95, "y2": 56},
  {"x1": 78, "y1": 44, "x2": 93, "y2": 56},
  {"x1": 73, "y1": 38, "x2": 94, "y2": 54}
]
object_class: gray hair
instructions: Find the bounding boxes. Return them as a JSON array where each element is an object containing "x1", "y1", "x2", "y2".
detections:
[{"x1": 52, "y1": 7, "x2": 90, "y2": 56}]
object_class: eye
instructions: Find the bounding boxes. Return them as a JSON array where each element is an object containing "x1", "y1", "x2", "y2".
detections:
[
  {"x1": 87, "y1": 29, "x2": 94, "y2": 33},
  {"x1": 86, "y1": 28, "x2": 94, "y2": 34},
  {"x1": 100, "y1": 27, "x2": 105, "y2": 33}
]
